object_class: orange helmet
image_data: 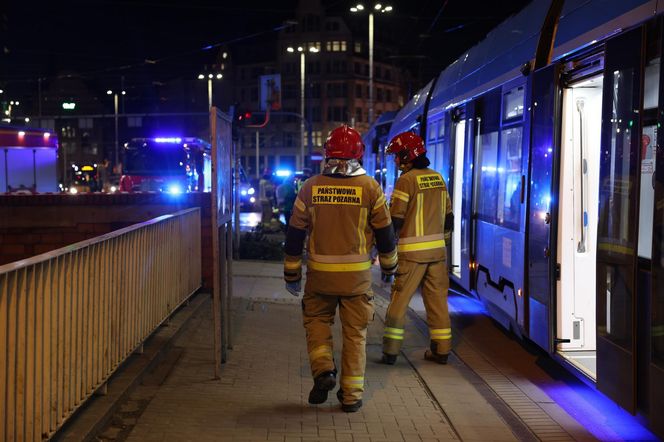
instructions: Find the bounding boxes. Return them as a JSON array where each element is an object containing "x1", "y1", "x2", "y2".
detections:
[
  {"x1": 386, "y1": 131, "x2": 427, "y2": 163},
  {"x1": 324, "y1": 125, "x2": 364, "y2": 160}
]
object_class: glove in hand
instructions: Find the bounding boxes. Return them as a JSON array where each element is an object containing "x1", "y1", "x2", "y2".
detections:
[{"x1": 285, "y1": 280, "x2": 302, "y2": 297}]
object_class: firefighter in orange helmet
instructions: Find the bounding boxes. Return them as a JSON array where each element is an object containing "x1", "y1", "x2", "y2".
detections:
[
  {"x1": 284, "y1": 125, "x2": 397, "y2": 412},
  {"x1": 382, "y1": 131, "x2": 454, "y2": 365}
]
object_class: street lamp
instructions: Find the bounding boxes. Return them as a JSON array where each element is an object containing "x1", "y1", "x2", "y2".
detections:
[
  {"x1": 198, "y1": 72, "x2": 223, "y2": 109},
  {"x1": 107, "y1": 89, "x2": 126, "y2": 166},
  {"x1": 286, "y1": 45, "x2": 319, "y2": 170},
  {"x1": 350, "y1": 3, "x2": 393, "y2": 125}
]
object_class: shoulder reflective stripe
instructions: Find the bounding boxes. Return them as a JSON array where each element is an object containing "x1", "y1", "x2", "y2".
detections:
[
  {"x1": 308, "y1": 253, "x2": 370, "y2": 263},
  {"x1": 294, "y1": 197, "x2": 306, "y2": 211},
  {"x1": 358, "y1": 207, "x2": 368, "y2": 255},
  {"x1": 309, "y1": 345, "x2": 333, "y2": 361},
  {"x1": 416, "y1": 193, "x2": 424, "y2": 236},
  {"x1": 284, "y1": 259, "x2": 302, "y2": 270},
  {"x1": 399, "y1": 233, "x2": 444, "y2": 244},
  {"x1": 384, "y1": 327, "x2": 404, "y2": 335},
  {"x1": 392, "y1": 189, "x2": 409, "y2": 202},
  {"x1": 384, "y1": 333, "x2": 404, "y2": 340},
  {"x1": 397, "y1": 239, "x2": 445, "y2": 252},
  {"x1": 372, "y1": 194, "x2": 386, "y2": 211},
  {"x1": 307, "y1": 260, "x2": 371, "y2": 272}
]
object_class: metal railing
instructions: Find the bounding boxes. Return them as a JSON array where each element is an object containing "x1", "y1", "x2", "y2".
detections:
[{"x1": 0, "y1": 208, "x2": 201, "y2": 441}]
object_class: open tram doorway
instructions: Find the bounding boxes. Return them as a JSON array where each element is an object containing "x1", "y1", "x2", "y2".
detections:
[
  {"x1": 451, "y1": 118, "x2": 466, "y2": 279},
  {"x1": 556, "y1": 74, "x2": 603, "y2": 379}
]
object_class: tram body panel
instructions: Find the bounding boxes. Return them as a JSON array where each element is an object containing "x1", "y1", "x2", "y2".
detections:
[{"x1": 380, "y1": 1, "x2": 664, "y2": 433}]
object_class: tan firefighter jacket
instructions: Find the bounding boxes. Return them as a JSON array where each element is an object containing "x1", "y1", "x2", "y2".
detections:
[
  {"x1": 284, "y1": 171, "x2": 397, "y2": 296},
  {"x1": 390, "y1": 167, "x2": 453, "y2": 263}
]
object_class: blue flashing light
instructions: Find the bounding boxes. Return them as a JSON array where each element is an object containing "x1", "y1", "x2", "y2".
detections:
[
  {"x1": 241, "y1": 189, "x2": 248, "y2": 196},
  {"x1": 275, "y1": 169, "x2": 292, "y2": 177},
  {"x1": 154, "y1": 137, "x2": 182, "y2": 144},
  {"x1": 248, "y1": 187, "x2": 255, "y2": 195},
  {"x1": 168, "y1": 184, "x2": 183, "y2": 195}
]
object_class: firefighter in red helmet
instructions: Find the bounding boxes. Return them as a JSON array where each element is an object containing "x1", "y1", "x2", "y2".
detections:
[
  {"x1": 284, "y1": 125, "x2": 397, "y2": 412},
  {"x1": 382, "y1": 131, "x2": 454, "y2": 365}
]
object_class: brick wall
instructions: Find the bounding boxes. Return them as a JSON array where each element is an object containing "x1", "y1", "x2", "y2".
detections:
[{"x1": 0, "y1": 193, "x2": 215, "y2": 289}]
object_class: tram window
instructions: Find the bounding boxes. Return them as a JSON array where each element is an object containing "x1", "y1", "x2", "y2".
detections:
[
  {"x1": 503, "y1": 86, "x2": 525, "y2": 120},
  {"x1": 476, "y1": 131, "x2": 499, "y2": 223},
  {"x1": 497, "y1": 127, "x2": 523, "y2": 229},
  {"x1": 643, "y1": 58, "x2": 660, "y2": 109},
  {"x1": 428, "y1": 120, "x2": 438, "y2": 141}
]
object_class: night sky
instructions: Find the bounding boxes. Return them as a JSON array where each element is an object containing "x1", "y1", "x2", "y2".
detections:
[{"x1": 2, "y1": 0, "x2": 530, "y2": 105}]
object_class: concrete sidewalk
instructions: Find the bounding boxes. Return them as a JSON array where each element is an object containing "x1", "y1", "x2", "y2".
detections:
[{"x1": 100, "y1": 261, "x2": 523, "y2": 442}]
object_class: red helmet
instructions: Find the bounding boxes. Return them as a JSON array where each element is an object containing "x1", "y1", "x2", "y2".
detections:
[
  {"x1": 324, "y1": 125, "x2": 365, "y2": 160},
  {"x1": 386, "y1": 131, "x2": 427, "y2": 163}
]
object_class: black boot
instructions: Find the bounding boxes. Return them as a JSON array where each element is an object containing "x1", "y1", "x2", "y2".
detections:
[
  {"x1": 308, "y1": 371, "x2": 337, "y2": 404},
  {"x1": 337, "y1": 388, "x2": 362, "y2": 412},
  {"x1": 342, "y1": 400, "x2": 363, "y2": 413},
  {"x1": 380, "y1": 353, "x2": 397, "y2": 365},
  {"x1": 424, "y1": 342, "x2": 448, "y2": 364}
]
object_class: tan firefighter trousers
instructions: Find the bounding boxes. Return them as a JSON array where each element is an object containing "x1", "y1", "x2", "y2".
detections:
[
  {"x1": 383, "y1": 259, "x2": 451, "y2": 356},
  {"x1": 302, "y1": 291, "x2": 374, "y2": 404}
]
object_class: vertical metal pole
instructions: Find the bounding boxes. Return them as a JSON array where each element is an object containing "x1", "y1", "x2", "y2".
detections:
[
  {"x1": 300, "y1": 51, "x2": 306, "y2": 169},
  {"x1": 114, "y1": 93, "x2": 119, "y2": 166},
  {"x1": 255, "y1": 131, "x2": 260, "y2": 178},
  {"x1": 369, "y1": 12, "x2": 374, "y2": 126},
  {"x1": 226, "y1": 223, "x2": 234, "y2": 349},
  {"x1": 208, "y1": 79, "x2": 213, "y2": 109},
  {"x1": 234, "y1": 136, "x2": 241, "y2": 258}
]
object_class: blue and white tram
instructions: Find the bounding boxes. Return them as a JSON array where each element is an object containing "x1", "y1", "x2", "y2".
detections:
[{"x1": 384, "y1": 0, "x2": 664, "y2": 436}]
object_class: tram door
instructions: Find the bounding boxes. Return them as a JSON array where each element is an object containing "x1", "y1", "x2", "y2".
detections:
[
  {"x1": 526, "y1": 65, "x2": 560, "y2": 352},
  {"x1": 556, "y1": 60, "x2": 603, "y2": 378},
  {"x1": 450, "y1": 108, "x2": 467, "y2": 285},
  {"x1": 596, "y1": 27, "x2": 643, "y2": 413},
  {"x1": 647, "y1": 19, "x2": 664, "y2": 434}
]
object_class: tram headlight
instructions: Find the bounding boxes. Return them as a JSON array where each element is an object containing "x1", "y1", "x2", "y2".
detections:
[
  {"x1": 241, "y1": 189, "x2": 248, "y2": 196},
  {"x1": 248, "y1": 187, "x2": 255, "y2": 195},
  {"x1": 250, "y1": 196, "x2": 256, "y2": 203}
]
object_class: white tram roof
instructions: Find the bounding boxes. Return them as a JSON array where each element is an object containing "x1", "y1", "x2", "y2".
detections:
[{"x1": 399, "y1": 0, "x2": 659, "y2": 120}]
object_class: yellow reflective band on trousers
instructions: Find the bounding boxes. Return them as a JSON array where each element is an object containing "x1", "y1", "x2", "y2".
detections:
[
  {"x1": 384, "y1": 326, "x2": 404, "y2": 341},
  {"x1": 430, "y1": 328, "x2": 452, "y2": 340},
  {"x1": 341, "y1": 376, "x2": 365, "y2": 388},
  {"x1": 307, "y1": 260, "x2": 372, "y2": 272},
  {"x1": 398, "y1": 239, "x2": 445, "y2": 252},
  {"x1": 284, "y1": 260, "x2": 302, "y2": 270},
  {"x1": 309, "y1": 345, "x2": 333, "y2": 362}
]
